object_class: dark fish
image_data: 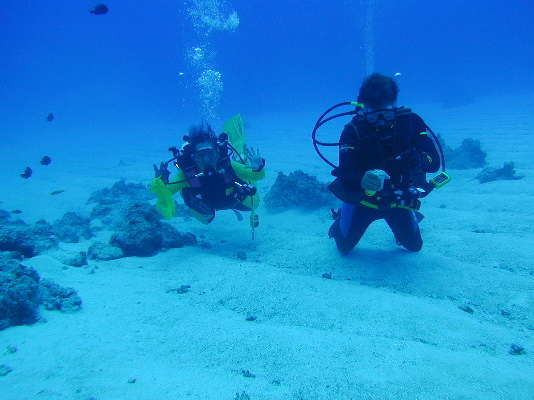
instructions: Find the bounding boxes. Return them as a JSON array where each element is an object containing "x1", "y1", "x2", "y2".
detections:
[
  {"x1": 47, "y1": 113, "x2": 54, "y2": 122},
  {"x1": 20, "y1": 167, "x2": 32, "y2": 179},
  {"x1": 90, "y1": 4, "x2": 109, "y2": 15},
  {"x1": 40, "y1": 156, "x2": 52, "y2": 165},
  {"x1": 50, "y1": 190, "x2": 65, "y2": 196},
  {"x1": 11, "y1": 210, "x2": 23, "y2": 214}
]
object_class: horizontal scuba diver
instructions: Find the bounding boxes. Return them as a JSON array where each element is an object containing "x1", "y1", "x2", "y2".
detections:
[
  {"x1": 151, "y1": 116, "x2": 266, "y2": 229},
  {"x1": 315, "y1": 73, "x2": 449, "y2": 253}
]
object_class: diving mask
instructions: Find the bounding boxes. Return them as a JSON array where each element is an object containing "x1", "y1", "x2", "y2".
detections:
[
  {"x1": 192, "y1": 144, "x2": 219, "y2": 169},
  {"x1": 363, "y1": 109, "x2": 397, "y2": 125}
]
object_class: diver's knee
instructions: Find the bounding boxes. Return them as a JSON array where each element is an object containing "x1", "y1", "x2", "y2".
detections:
[
  {"x1": 401, "y1": 238, "x2": 423, "y2": 252},
  {"x1": 336, "y1": 241, "x2": 354, "y2": 255},
  {"x1": 329, "y1": 221, "x2": 354, "y2": 255},
  {"x1": 328, "y1": 219, "x2": 339, "y2": 239}
]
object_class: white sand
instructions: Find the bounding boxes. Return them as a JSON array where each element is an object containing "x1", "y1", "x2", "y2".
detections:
[{"x1": 1, "y1": 96, "x2": 533, "y2": 399}]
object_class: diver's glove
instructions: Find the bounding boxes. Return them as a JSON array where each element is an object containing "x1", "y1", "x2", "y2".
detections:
[
  {"x1": 361, "y1": 169, "x2": 390, "y2": 193},
  {"x1": 244, "y1": 146, "x2": 265, "y2": 172},
  {"x1": 153, "y1": 162, "x2": 170, "y2": 184}
]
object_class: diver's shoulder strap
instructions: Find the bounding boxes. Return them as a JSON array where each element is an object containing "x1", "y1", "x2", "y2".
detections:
[{"x1": 346, "y1": 117, "x2": 362, "y2": 141}]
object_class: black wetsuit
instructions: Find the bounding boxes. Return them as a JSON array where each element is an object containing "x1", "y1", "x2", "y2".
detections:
[
  {"x1": 181, "y1": 166, "x2": 250, "y2": 221},
  {"x1": 328, "y1": 109, "x2": 440, "y2": 253}
]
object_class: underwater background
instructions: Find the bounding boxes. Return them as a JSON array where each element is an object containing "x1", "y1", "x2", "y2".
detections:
[
  {"x1": 1, "y1": 1, "x2": 534, "y2": 399},
  {"x1": 2, "y1": 0, "x2": 533, "y2": 147}
]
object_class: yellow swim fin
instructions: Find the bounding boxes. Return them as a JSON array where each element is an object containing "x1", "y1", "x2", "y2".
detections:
[
  {"x1": 223, "y1": 114, "x2": 246, "y2": 162},
  {"x1": 150, "y1": 177, "x2": 176, "y2": 219}
]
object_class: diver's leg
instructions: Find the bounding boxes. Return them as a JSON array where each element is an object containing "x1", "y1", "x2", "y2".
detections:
[
  {"x1": 232, "y1": 202, "x2": 251, "y2": 212},
  {"x1": 189, "y1": 209, "x2": 215, "y2": 224},
  {"x1": 384, "y1": 209, "x2": 423, "y2": 252},
  {"x1": 181, "y1": 188, "x2": 215, "y2": 224},
  {"x1": 329, "y1": 203, "x2": 376, "y2": 255}
]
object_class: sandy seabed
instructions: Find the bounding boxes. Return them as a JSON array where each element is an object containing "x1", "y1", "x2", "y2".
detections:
[{"x1": 1, "y1": 96, "x2": 533, "y2": 400}]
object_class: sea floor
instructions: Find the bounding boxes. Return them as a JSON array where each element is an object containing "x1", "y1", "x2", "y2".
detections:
[{"x1": 1, "y1": 95, "x2": 533, "y2": 400}]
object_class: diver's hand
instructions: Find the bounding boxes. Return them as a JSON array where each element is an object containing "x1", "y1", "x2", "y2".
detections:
[
  {"x1": 361, "y1": 169, "x2": 388, "y2": 192},
  {"x1": 153, "y1": 162, "x2": 170, "y2": 184},
  {"x1": 244, "y1": 146, "x2": 265, "y2": 171}
]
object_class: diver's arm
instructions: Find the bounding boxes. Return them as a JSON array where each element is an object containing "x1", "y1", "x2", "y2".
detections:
[
  {"x1": 416, "y1": 132, "x2": 441, "y2": 173},
  {"x1": 150, "y1": 170, "x2": 189, "y2": 194},
  {"x1": 232, "y1": 161, "x2": 266, "y2": 182},
  {"x1": 165, "y1": 170, "x2": 190, "y2": 193},
  {"x1": 412, "y1": 114, "x2": 441, "y2": 173},
  {"x1": 417, "y1": 135, "x2": 440, "y2": 173},
  {"x1": 150, "y1": 170, "x2": 190, "y2": 219}
]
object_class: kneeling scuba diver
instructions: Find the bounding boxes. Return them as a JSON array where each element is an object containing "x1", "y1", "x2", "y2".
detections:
[
  {"x1": 312, "y1": 74, "x2": 451, "y2": 253},
  {"x1": 151, "y1": 120, "x2": 265, "y2": 238},
  {"x1": 331, "y1": 145, "x2": 447, "y2": 215}
]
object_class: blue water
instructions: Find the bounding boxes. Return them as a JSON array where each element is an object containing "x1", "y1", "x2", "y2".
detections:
[
  {"x1": 2, "y1": 2, "x2": 534, "y2": 398},
  {"x1": 2, "y1": 0, "x2": 533, "y2": 148}
]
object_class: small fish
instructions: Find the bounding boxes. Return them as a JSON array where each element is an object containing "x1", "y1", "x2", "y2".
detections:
[
  {"x1": 11, "y1": 210, "x2": 23, "y2": 214},
  {"x1": 46, "y1": 113, "x2": 54, "y2": 122},
  {"x1": 20, "y1": 167, "x2": 32, "y2": 179},
  {"x1": 50, "y1": 190, "x2": 65, "y2": 196},
  {"x1": 40, "y1": 155, "x2": 52, "y2": 165},
  {"x1": 90, "y1": 4, "x2": 109, "y2": 15}
]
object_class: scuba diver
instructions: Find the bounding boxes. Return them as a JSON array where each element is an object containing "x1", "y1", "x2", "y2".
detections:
[
  {"x1": 312, "y1": 73, "x2": 450, "y2": 253},
  {"x1": 151, "y1": 115, "x2": 265, "y2": 234}
]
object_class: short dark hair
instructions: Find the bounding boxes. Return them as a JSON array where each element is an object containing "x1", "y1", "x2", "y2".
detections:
[
  {"x1": 186, "y1": 123, "x2": 217, "y2": 148},
  {"x1": 357, "y1": 73, "x2": 399, "y2": 109}
]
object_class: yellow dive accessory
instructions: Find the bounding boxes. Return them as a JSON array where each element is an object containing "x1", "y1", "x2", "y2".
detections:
[
  {"x1": 150, "y1": 177, "x2": 176, "y2": 219},
  {"x1": 430, "y1": 171, "x2": 451, "y2": 189},
  {"x1": 223, "y1": 114, "x2": 246, "y2": 161}
]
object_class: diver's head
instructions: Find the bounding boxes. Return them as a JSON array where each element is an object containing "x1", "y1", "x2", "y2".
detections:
[
  {"x1": 357, "y1": 73, "x2": 399, "y2": 110},
  {"x1": 187, "y1": 123, "x2": 220, "y2": 171},
  {"x1": 192, "y1": 141, "x2": 220, "y2": 170}
]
